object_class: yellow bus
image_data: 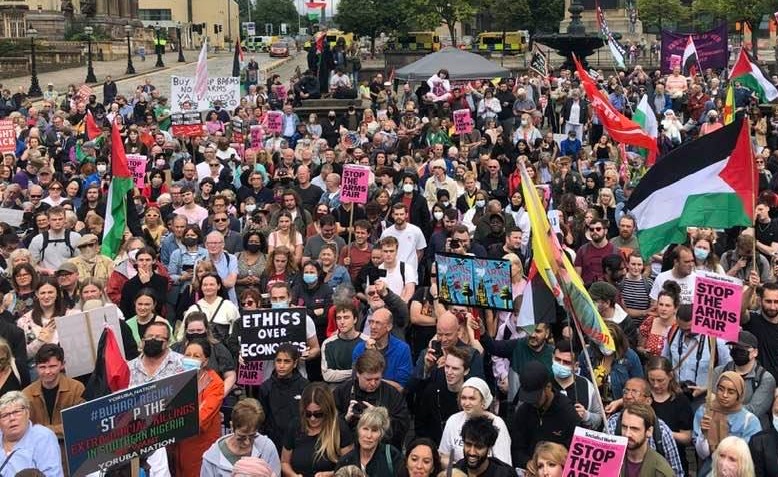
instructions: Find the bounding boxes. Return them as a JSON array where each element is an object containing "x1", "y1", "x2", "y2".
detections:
[
  {"x1": 388, "y1": 31, "x2": 441, "y2": 52},
  {"x1": 475, "y1": 31, "x2": 529, "y2": 54}
]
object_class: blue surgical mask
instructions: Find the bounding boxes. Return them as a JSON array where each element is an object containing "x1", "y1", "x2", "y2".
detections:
[
  {"x1": 475, "y1": 199, "x2": 486, "y2": 208},
  {"x1": 693, "y1": 247, "x2": 709, "y2": 261},
  {"x1": 773, "y1": 415, "x2": 778, "y2": 433},
  {"x1": 303, "y1": 273, "x2": 318, "y2": 285},
  {"x1": 552, "y1": 361, "x2": 572, "y2": 379},
  {"x1": 182, "y1": 357, "x2": 201, "y2": 372},
  {"x1": 271, "y1": 301, "x2": 289, "y2": 309}
]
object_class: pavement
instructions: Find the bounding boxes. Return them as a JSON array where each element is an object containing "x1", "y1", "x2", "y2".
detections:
[{"x1": 1, "y1": 50, "x2": 303, "y2": 104}]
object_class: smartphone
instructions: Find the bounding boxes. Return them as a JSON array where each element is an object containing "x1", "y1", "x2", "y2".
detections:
[
  {"x1": 182, "y1": 264, "x2": 194, "y2": 271},
  {"x1": 431, "y1": 340, "x2": 443, "y2": 359}
]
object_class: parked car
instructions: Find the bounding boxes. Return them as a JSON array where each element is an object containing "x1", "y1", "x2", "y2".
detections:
[{"x1": 269, "y1": 42, "x2": 290, "y2": 57}]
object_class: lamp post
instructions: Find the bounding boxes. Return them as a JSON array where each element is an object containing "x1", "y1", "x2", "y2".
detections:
[
  {"x1": 84, "y1": 25, "x2": 97, "y2": 83},
  {"x1": 154, "y1": 23, "x2": 165, "y2": 67},
  {"x1": 177, "y1": 21, "x2": 185, "y2": 62},
  {"x1": 124, "y1": 25, "x2": 136, "y2": 75},
  {"x1": 27, "y1": 27, "x2": 42, "y2": 97}
]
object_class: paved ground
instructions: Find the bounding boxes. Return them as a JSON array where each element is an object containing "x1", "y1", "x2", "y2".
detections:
[{"x1": 1, "y1": 50, "x2": 308, "y2": 103}]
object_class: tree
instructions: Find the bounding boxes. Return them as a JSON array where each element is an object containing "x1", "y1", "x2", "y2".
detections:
[
  {"x1": 526, "y1": 0, "x2": 565, "y2": 34},
  {"x1": 637, "y1": 0, "x2": 686, "y2": 31},
  {"x1": 403, "y1": 0, "x2": 479, "y2": 46},
  {"x1": 335, "y1": 0, "x2": 409, "y2": 53},
  {"x1": 481, "y1": 0, "x2": 532, "y2": 33},
  {"x1": 249, "y1": 0, "x2": 300, "y2": 36}
]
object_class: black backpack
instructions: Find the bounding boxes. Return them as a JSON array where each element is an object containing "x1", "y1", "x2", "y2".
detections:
[{"x1": 40, "y1": 230, "x2": 75, "y2": 262}]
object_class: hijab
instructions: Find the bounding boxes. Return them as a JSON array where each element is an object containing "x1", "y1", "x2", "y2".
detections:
[{"x1": 707, "y1": 371, "x2": 745, "y2": 450}]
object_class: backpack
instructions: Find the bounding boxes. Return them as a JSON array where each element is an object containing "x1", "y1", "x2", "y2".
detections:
[{"x1": 40, "y1": 230, "x2": 75, "y2": 263}]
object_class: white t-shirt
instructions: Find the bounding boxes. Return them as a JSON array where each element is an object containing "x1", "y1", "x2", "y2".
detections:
[
  {"x1": 439, "y1": 411, "x2": 512, "y2": 466},
  {"x1": 379, "y1": 261, "x2": 418, "y2": 297},
  {"x1": 380, "y1": 223, "x2": 426, "y2": 270},
  {"x1": 649, "y1": 269, "x2": 697, "y2": 305}
]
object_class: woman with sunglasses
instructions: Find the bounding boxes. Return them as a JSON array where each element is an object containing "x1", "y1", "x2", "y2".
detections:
[
  {"x1": 141, "y1": 205, "x2": 167, "y2": 249},
  {"x1": 281, "y1": 382, "x2": 353, "y2": 477},
  {"x1": 202, "y1": 398, "x2": 281, "y2": 476},
  {"x1": 41, "y1": 181, "x2": 66, "y2": 207},
  {"x1": 236, "y1": 230, "x2": 267, "y2": 299}
]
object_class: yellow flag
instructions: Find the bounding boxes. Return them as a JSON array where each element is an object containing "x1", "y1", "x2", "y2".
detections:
[
  {"x1": 519, "y1": 163, "x2": 615, "y2": 352},
  {"x1": 724, "y1": 85, "x2": 735, "y2": 125}
]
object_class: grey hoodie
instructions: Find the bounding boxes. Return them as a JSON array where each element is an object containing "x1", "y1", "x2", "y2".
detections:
[{"x1": 200, "y1": 434, "x2": 281, "y2": 477}]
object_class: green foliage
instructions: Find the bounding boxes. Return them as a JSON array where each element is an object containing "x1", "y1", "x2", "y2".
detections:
[
  {"x1": 403, "y1": 0, "x2": 479, "y2": 45},
  {"x1": 527, "y1": 0, "x2": 565, "y2": 34},
  {"x1": 690, "y1": 0, "x2": 768, "y2": 29},
  {"x1": 249, "y1": 0, "x2": 301, "y2": 34},
  {"x1": 335, "y1": 0, "x2": 409, "y2": 40},
  {"x1": 0, "y1": 40, "x2": 24, "y2": 57},
  {"x1": 481, "y1": 0, "x2": 532, "y2": 32},
  {"x1": 64, "y1": 22, "x2": 111, "y2": 41},
  {"x1": 638, "y1": 0, "x2": 687, "y2": 31}
]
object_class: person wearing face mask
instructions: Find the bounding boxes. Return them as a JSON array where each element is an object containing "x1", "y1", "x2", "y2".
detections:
[
  {"x1": 749, "y1": 392, "x2": 778, "y2": 476},
  {"x1": 141, "y1": 169, "x2": 168, "y2": 208},
  {"x1": 65, "y1": 234, "x2": 114, "y2": 285},
  {"x1": 172, "y1": 338, "x2": 224, "y2": 476},
  {"x1": 711, "y1": 331, "x2": 776, "y2": 430},
  {"x1": 128, "y1": 320, "x2": 185, "y2": 386},
  {"x1": 391, "y1": 173, "x2": 432, "y2": 237},
  {"x1": 550, "y1": 340, "x2": 602, "y2": 431},
  {"x1": 295, "y1": 260, "x2": 333, "y2": 381}
]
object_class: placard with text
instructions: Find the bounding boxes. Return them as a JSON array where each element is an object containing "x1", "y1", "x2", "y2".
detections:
[
  {"x1": 691, "y1": 271, "x2": 742, "y2": 342},
  {"x1": 239, "y1": 308, "x2": 308, "y2": 360}
]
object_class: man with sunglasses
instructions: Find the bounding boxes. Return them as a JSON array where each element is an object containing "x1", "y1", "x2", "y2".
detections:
[
  {"x1": 574, "y1": 218, "x2": 616, "y2": 287},
  {"x1": 66, "y1": 233, "x2": 114, "y2": 285}
]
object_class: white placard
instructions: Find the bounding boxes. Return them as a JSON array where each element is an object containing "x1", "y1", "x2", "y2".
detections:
[
  {"x1": 171, "y1": 76, "x2": 241, "y2": 113},
  {"x1": 55, "y1": 305, "x2": 126, "y2": 378},
  {"x1": 0, "y1": 208, "x2": 24, "y2": 227}
]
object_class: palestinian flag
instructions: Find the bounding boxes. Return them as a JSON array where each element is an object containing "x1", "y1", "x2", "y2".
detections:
[
  {"x1": 101, "y1": 120, "x2": 135, "y2": 259},
  {"x1": 626, "y1": 116, "x2": 757, "y2": 260},
  {"x1": 682, "y1": 36, "x2": 699, "y2": 77},
  {"x1": 730, "y1": 48, "x2": 778, "y2": 103},
  {"x1": 517, "y1": 263, "x2": 558, "y2": 328},
  {"x1": 232, "y1": 36, "x2": 244, "y2": 78},
  {"x1": 633, "y1": 94, "x2": 657, "y2": 160}
]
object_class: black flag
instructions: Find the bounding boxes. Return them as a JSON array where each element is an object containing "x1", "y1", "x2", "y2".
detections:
[{"x1": 530, "y1": 44, "x2": 548, "y2": 77}]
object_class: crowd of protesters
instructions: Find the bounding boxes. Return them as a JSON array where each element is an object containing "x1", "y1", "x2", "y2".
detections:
[{"x1": 0, "y1": 40, "x2": 777, "y2": 477}]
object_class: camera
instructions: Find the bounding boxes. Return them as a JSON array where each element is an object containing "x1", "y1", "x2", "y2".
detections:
[{"x1": 449, "y1": 238, "x2": 461, "y2": 250}]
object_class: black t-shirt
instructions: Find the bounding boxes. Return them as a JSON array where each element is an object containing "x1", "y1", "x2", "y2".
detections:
[
  {"x1": 283, "y1": 419, "x2": 353, "y2": 477},
  {"x1": 454, "y1": 457, "x2": 516, "y2": 477},
  {"x1": 294, "y1": 184, "x2": 324, "y2": 214},
  {"x1": 745, "y1": 312, "x2": 778, "y2": 381},
  {"x1": 652, "y1": 393, "x2": 693, "y2": 475},
  {"x1": 42, "y1": 384, "x2": 58, "y2": 421},
  {"x1": 755, "y1": 219, "x2": 778, "y2": 251}
]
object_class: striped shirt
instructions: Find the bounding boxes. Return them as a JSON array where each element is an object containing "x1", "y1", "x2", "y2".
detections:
[{"x1": 619, "y1": 276, "x2": 653, "y2": 312}]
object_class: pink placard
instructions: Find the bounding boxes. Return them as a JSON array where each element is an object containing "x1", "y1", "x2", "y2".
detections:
[
  {"x1": 669, "y1": 54, "x2": 682, "y2": 70},
  {"x1": 250, "y1": 125, "x2": 264, "y2": 149},
  {"x1": 126, "y1": 154, "x2": 147, "y2": 190},
  {"x1": 266, "y1": 111, "x2": 283, "y2": 134},
  {"x1": 237, "y1": 360, "x2": 265, "y2": 386},
  {"x1": 563, "y1": 427, "x2": 627, "y2": 477},
  {"x1": 691, "y1": 271, "x2": 742, "y2": 342},
  {"x1": 341, "y1": 164, "x2": 370, "y2": 204},
  {"x1": 453, "y1": 109, "x2": 473, "y2": 135},
  {"x1": 0, "y1": 120, "x2": 15, "y2": 154}
]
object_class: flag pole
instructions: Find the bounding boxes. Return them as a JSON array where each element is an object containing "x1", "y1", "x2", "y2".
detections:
[{"x1": 566, "y1": 293, "x2": 610, "y2": 429}]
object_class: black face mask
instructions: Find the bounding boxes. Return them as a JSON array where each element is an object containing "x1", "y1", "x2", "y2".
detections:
[
  {"x1": 143, "y1": 339, "x2": 165, "y2": 357},
  {"x1": 185, "y1": 332, "x2": 207, "y2": 342},
  {"x1": 182, "y1": 237, "x2": 198, "y2": 248},
  {"x1": 730, "y1": 347, "x2": 751, "y2": 367},
  {"x1": 245, "y1": 243, "x2": 261, "y2": 254}
]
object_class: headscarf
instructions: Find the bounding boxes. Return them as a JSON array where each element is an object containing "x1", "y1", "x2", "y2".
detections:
[{"x1": 707, "y1": 371, "x2": 745, "y2": 450}]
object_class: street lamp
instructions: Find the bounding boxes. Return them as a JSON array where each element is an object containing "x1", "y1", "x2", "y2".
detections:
[
  {"x1": 27, "y1": 27, "x2": 42, "y2": 97},
  {"x1": 176, "y1": 21, "x2": 185, "y2": 62},
  {"x1": 84, "y1": 25, "x2": 97, "y2": 83},
  {"x1": 154, "y1": 23, "x2": 165, "y2": 68},
  {"x1": 124, "y1": 25, "x2": 136, "y2": 75}
]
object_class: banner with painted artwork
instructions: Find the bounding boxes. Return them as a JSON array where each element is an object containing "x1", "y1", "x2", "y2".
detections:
[
  {"x1": 435, "y1": 253, "x2": 513, "y2": 311},
  {"x1": 171, "y1": 76, "x2": 241, "y2": 112}
]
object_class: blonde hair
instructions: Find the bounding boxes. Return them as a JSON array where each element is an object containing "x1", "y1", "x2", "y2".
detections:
[
  {"x1": 711, "y1": 436, "x2": 754, "y2": 476},
  {"x1": 0, "y1": 339, "x2": 21, "y2": 386},
  {"x1": 526, "y1": 442, "x2": 568, "y2": 477}
]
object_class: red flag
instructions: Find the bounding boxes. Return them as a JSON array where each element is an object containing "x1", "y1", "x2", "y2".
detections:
[
  {"x1": 85, "y1": 110, "x2": 101, "y2": 140},
  {"x1": 573, "y1": 56, "x2": 658, "y2": 165},
  {"x1": 103, "y1": 326, "x2": 130, "y2": 392}
]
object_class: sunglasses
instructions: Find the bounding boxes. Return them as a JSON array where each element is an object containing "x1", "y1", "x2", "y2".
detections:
[
  {"x1": 78, "y1": 243, "x2": 97, "y2": 249},
  {"x1": 304, "y1": 411, "x2": 325, "y2": 419},
  {"x1": 30, "y1": 195, "x2": 42, "y2": 199},
  {"x1": 589, "y1": 226, "x2": 603, "y2": 232},
  {"x1": 213, "y1": 218, "x2": 228, "y2": 223},
  {"x1": 49, "y1": 187, "x2": 61, "y2": 191},
  {"x1": 241, "y1": 300, "x2": 256, "y2": 307}
]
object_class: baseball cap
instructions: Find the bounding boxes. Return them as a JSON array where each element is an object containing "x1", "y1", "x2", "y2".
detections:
[
  {"x1": 727, "y1": 330, "x2": 758, "y2": 349},
  {"x1": 56, "y1": 262, "x2": 78, "y2": 276},
  {"x1": 518, "y1": 361, "x2": 550, "y2": 405}
]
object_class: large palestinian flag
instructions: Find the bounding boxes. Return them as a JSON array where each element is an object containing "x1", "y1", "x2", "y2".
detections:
[
  {"x1": 626, "y1": 116, "x2": 756, "y2": 259},
  {"x1": 730, "y1": 48, "x2": 778, "y2": 103}
]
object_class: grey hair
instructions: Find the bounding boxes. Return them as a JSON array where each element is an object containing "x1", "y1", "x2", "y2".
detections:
[
  {"x1": 0, "y1": 391, "x2": 29, "y2": 412},
  {"x1": 357, "y1": 406, "x2": 390, "y2": 437},
  {"x1": 332, "y1": 284, "x2": 356, "y2": 306},
  {"x1": 334, "y1": 466, "x2": 366, "y2": 477}
]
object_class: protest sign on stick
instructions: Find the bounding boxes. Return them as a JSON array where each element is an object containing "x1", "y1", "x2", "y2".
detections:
[
  {"x1": 237, "y1": 360, "x2": 265, "y2": 385},
  {"x1": 126, "y1": 154, "x2": 147, "y2": 190},
  {"x1": 453, "y1": 109, "x2": 474, "y2": 135},
  {"x1": 562, "y1": 427, "x2": 628, "y2": 477},
  {"x1": 0, "y1": 120, "x2": 15, "y2": 154},
  {"x1": 171, "y1": 112, "x2": 203, "y2": 137},
  {"x1": 435, "y1": 253, "x2": 513, "y2": 311},
  {"x1": 239, "y1": 308, "x2": 308, "y2": 360},
  {"x1": 341, "y1": 164, "x2": 370, "y2": 204},
  {"x1": 691, "y1": 271, "x2": 742, "y2": 342},
  {"x1": 266, "y1": 111, "x2": 283, "y2": 134},
  {"x1": 62, "y1": 370, "x2": 199, "y2": 476}
]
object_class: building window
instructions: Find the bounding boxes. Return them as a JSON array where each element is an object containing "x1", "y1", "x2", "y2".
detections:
[
  {"x1": 138, "y1": 9, "x2": 172, "y2": 21},
  {"x1": 0, "y1": 13, "x2": 26, "y2": 38}
]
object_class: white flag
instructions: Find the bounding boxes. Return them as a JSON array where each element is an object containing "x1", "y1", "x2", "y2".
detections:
[{"x1": 194, "y1": 39, "x2": 208, "y2": 101}]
